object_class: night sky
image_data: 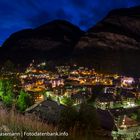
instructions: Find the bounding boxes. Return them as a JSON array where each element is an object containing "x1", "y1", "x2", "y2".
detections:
[{"x1": 0, "y1": 0, "x2": 140, "y2": 45}]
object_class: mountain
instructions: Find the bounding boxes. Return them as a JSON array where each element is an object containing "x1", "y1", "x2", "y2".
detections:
[
  {"x1": 73, "y1": 6, "x2": 140, "y2": 76},
  {"x1": 75, "y1": 6, "x2": 140, "y2": 51},
  {"x1": 1, "y1": 20, "x2": 84, "y2": 65},
  {"x1": 1, "y1": 6, "x2": 140, "y2": 76}
]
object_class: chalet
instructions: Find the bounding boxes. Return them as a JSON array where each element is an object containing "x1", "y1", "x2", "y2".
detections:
[
  {"x1": 120, "y1": 92, "x2": 136, "y2": 108},
  {"x1": 112, "y1": 115, "x2": 140, "y2": 140},
  {"x1": 95, "y1": 94, "x2": 116, "y2": 110}
]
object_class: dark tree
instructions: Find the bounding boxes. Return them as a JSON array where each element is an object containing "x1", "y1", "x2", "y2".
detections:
[
  {"x1": 16, "y1": 90, "x2": 32, "y2": 112},
  {"x1": 0, "y1": 79, "x2": 14, "y2": 107},
  {"x1": 59, "y1": 105, "x2": 78, "y2": 130},
  {"x1": 2, "y1": 60, "x2": 15, "y2": 74},
  {"x1": 78, "y1": 103, "x2": 99, "y2": 133}
]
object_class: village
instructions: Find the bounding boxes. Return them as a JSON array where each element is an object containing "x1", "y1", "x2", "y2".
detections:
[{"x1": 14, "y1": 60, "x2": 140, "y2": 140}]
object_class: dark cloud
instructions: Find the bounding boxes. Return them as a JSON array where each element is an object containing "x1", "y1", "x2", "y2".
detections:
[{"x1": 0, "y1": 0, "x2": 140, "y2": 45}]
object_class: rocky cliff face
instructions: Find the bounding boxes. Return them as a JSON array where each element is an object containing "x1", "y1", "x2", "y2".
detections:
[
  {"x1": 73, "y1": 6, "x2": 140, "y2": 76},
  {"x1": 74, "y1": 6, "x2": 140, "y2": 51}
]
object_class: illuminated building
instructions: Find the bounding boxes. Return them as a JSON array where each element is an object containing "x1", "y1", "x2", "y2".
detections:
[
  {"x1": 112, "y1": 115, "x2": 140, "y2": 140},
  {"x1": 121, "y1": 77, "x2": 135, "y2": 88}
]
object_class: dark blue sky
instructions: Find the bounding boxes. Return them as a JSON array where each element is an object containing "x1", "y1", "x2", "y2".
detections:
[{"x1": 0, "y1": 0, "x2": 140, "y2": 45}]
